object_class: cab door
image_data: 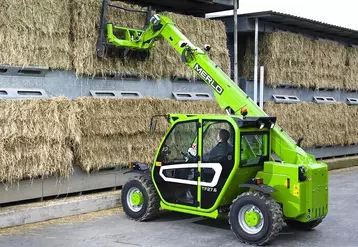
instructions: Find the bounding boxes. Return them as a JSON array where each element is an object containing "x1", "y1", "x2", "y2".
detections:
[
  {"x1": 153, "y1": 120, "x2": 201, "y2": 206},
  {"x1": 200, "y1": 120, "x2": 235, "y2": 209}
]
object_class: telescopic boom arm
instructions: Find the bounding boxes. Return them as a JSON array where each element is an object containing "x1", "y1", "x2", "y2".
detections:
[{"x1": 107, "y1": 14, "x2": 316, "y2": 165}]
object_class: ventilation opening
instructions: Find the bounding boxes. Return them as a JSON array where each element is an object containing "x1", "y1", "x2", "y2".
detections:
[
  {"x1": 0, "y1": 68, "x2": 7, "y2": 74},
  {"x1": 288, "y1": 96, "x2": 298, "y2": 100},
  {"x1": 95, "y1": 92, "x2": 115, "y2": 97},
  {"x1": 177, "y1": 93, "x2": 192, "y2": 98},
  {"x1": 17, "y1": 90, "x2": 42, "y2": 96},
  {"x1": 275, "y1": 96, "x2": 286, "y2": 99},
  {"x1": 121, "y1": 92, "x2": 140, "y2": 98},
  {"x1": 17, "y1": 69, "x2": 42, "y2": 75},
  {"x1": 196, "y1": 93, "x2": 210, "y2": 98},
  {"x1": 0, "y1": 90, "x2": 7, "y2": 95}
]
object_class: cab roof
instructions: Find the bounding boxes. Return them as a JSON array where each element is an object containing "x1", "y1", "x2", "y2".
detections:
[{"x1": 168, "y1": 113, "x2": 276, "y2": 129}]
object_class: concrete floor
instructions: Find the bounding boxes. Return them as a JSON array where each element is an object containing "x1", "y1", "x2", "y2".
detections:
[{"x1": 1, "y1": 167, "x2": 358, "y2": 247}]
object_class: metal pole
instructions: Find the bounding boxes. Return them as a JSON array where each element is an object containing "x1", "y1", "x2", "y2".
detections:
[
  {"x1": 234, "y1": 0, "x2": 238, "y2": 85},
  {"x1": 254, "y1": 17, "x2": 258, "y2": 104},
  {"x1": 259, "y1": 66, "x2": 264, "y2": 109}
]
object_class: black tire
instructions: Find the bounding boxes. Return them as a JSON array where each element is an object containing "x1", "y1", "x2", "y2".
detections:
[
  {"x1": 285, "y1": 219, "x2": 322, "y2": 231},
  {"x1": 229, "y1": 191, "x2": 284, "y2": 246},
  {"x1": 121, "y1": 176, "x2": 160, "y2": 222}
]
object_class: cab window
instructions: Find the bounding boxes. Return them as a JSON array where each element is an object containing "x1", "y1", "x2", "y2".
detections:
[
  {"x1": 157, "y1": 121, "x2": 198, "y2": 165},
  {"x1": 240, "y1": 132, "x2": 269, "y2": 167},
  {"x1": 202, "y1": 121, "x2": 234, "y2": 163}
]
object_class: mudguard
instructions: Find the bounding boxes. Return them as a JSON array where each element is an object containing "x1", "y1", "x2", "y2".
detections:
[
  {"x1": 123, "y1": 162, "x2": 151, "y2": 178},
  {"x1": 239, "y1": 178, "x2": 276, "y2": 194}
]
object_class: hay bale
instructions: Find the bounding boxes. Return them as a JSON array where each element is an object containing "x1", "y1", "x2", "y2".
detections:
[
  {"x1": 0, "y1": 97, "x2": 80, "y2": 185},
  {"x1": 346, "y1": 105, "x2": 358, "y2": 145},
  {"x1": 72, "y1": 0, "x2": 230, "y2": 79},
  {"x1": 345, "y1": 47, "x2": 358, "y2": 89},
  {"x1": 75, "y1": 97, "x2": 223, "y2": 172},
  {"x1": 242, "y1": 32, "x2": 347, "y2": 89},
  {"x1": 264, "y1": 102, "x2": 348, "y2": 148},
  {"x1": 76, "y1": 134, "x2": 163, "y2": 172},
  {"x1": 0, "y1": 0, "x2": 72, "y2": 70}
]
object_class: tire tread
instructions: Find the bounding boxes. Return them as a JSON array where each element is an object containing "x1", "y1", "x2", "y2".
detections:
[
  {"x1": 122, "y1": 175, "x2": 160, "y2": 222},
  {"x1": 228, "y1": 191, "x2": 284, "y2": 246}
]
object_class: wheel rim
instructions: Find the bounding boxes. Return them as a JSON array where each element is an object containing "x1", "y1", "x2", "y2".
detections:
[
  {"x1": 126, "y1": 187, "x2": 144, "y2": 212},
  {"x1": 238, "y1": 204, "x2": 264, "y2": 234}
]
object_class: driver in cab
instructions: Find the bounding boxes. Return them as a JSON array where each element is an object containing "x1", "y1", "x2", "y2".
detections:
[
  {"x1": 185, "y1": 129, "x2": 233, "y2": 202},
  {"x1": 187, "y1": 128, "x2": 233, "y2": 162},
  {"x1": 202, "y1": 129, "x2": 233, "y2": 162}
]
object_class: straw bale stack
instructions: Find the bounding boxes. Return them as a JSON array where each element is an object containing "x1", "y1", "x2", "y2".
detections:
[
  {"x1": 1, "y1": 0, "x2": 230, "y2": 79},
  {"x1": 264, "y1": 102, "x2": 350, "y2": 148},
  {"x1": 0, "y1": 0, "x2": 72, "y2": 70},
  {"x1": 71, "y1": 0, "x2": 230, "y2": 79},
  {"x1": 242, "y1": 32, "x2": 348, "y2": 89},
  {"x1": 0, "y1": 97, "x2": 80, "y2": 185}
]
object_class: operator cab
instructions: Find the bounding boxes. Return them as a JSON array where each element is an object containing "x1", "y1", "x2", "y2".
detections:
[{"x1": 151, "y1": 113, "x2": 276, "y2": 209}]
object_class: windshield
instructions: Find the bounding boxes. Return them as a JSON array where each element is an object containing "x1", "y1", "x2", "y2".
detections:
[{"x1": 240, "y1": 132, "x2": 269, "y2": 167}]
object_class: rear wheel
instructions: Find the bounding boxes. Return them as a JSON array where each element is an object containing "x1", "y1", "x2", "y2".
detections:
[
  {"x1": 121, "y1": 176, "x2": 160, "y2": 221},
  {"x1": 229, "y1": 191, "x2": 283, "y2": 246},
  {"x1": 286, "y1": 219, "x2": 322, "y2": 230}
]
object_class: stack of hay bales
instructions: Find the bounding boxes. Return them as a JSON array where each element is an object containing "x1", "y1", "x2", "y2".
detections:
[
  {"x1": 74, "y1": 97, "x2": 223, "y2": 172},
  {"x1": 0, "y1": 0, "x2": 72, "y2": 70},
  {"x1": 0, "y1": 0, "x2": 230, "y2": 79},
  {"x1": 264, "y1": 102, "x2": 351, "y2": 148},
  {"x1": 71, "y1": 0, "x2": 230, "y2": 79},
  {"x1": 242, "y1": 32, "x2": 349, "y2": 89},
  {"x1": 0, "y1": 97, "x2": 79, "y2": 186}
]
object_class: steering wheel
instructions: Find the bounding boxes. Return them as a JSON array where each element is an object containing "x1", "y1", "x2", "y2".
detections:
[{"x1": 162, "y1": 145, "x2": 171, "y2": 155}]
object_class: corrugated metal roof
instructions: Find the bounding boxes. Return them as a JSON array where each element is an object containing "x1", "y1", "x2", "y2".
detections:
[{"x1": 217, "y1": 10, "x2": 358, "y2": 44}]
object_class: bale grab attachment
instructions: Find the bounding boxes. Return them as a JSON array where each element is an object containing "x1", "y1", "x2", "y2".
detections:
[{"x1": 96, "y1": 0, "x2": 153, "y2": 60}]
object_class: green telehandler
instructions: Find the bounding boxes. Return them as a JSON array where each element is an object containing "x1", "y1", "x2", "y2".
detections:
[{"x1": 96, "y1": 1, "x2": 328, "y2": 245}]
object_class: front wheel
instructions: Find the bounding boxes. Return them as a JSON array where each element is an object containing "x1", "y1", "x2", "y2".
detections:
[
  {"x1": 121, "y1": 176, "x2": 160, "y2": 221},
  {"x1": 229, "y1": 191, "x2": 284, "y2": 246},
  {"x1": 286, "y1": 219, "x2": 322, "y2": 231}
]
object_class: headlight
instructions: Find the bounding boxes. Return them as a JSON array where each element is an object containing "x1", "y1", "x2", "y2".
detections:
[
  {"x1": 270, "y1": 122, "x2": 275, "y2": 129},
  {"x1": 259, "y1": 122, "x2": 265, "y2": 129}
]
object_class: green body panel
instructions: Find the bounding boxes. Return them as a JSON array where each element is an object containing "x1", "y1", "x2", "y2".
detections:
[
  {"x1": 256, "y1": 161, "x2": 328, "y2": 221},
  {"x1": 106, "y1": 14, "x2": 329, "y2": 223}
]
